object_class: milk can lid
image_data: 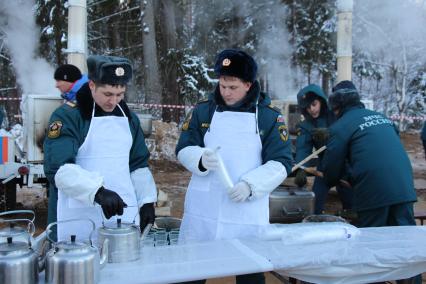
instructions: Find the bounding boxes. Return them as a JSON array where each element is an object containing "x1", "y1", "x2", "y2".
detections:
[
  {"x1": 0, "y1": 237, "x2": 30, "y2": 254},
  {"x1": 100, "y1": 218, "x2": 138, "y2": 234},
  {"x1": 55, "y1": 235, "x2": 91, "y2": 250}
]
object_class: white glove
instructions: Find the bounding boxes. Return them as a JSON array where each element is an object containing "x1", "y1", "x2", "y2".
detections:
[
  {"x1": 228, "y1": 181, "x2": 252, "y2": 202},
  {"x1": 201, "y1": 149, "x2": 219, "y2": 170}
]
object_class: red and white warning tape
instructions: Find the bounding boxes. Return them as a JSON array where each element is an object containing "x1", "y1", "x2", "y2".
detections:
[
  {"x1": 390, "y1": 115, "x2": 425, "y2": 121},
  {"x1": 1, "y1": 97, "x2": 424, "y2": 121},
  {"x1": 0, "y1": 97, "x2": 21, "y2": 101},
  {"x1": 136, "y1": 103, "x2": 193, "y2": 109}
]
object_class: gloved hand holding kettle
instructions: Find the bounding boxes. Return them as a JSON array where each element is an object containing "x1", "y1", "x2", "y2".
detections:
[
  {"x1": 200, "y1": 147, "x2": 252, "y2": 203},
  {"x1": 95, "y1": 186, "x2": 155, "y2": 232}
]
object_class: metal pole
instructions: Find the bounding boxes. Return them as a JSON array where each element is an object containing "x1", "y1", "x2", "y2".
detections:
[
  {"x1": 66, "y1": 0, "x2": 88, "y2": 73},
  {"x1": 336, "y1": 0, "x2": 353, "y2": 83}
]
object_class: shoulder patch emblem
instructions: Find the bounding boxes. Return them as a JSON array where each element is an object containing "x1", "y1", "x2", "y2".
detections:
[
  {"x1": 276, "y1": 115, "x2": 285, "y2": 123},
  {"x1": 278, "y1": 125, "x2": 289, "y2": 142},
  {"x1": 181, "y1": 110, "x2": 193, "y2": 131},
  {"x1": 201, "y1": 123, "x2": 210, "y2": 128},
  {"x1": 198, "y1": 97, "x2": 209, "y2": 104},
  {"x1": 47, "y1": 121, "x2": 63, "y2": 139},
  {"x1": 268, "y1": 104, "x2": 282, "y2": 113},
  {"x1": 65, "y1": 101, "x2": 76, "y2": 108}
]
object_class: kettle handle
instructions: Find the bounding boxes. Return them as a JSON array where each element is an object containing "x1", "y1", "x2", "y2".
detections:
[
  {"x1": 98, "y1": 205, "x2": 139, "y2": 226},
  {"x1": 0, "y1": 210, "x2": 36, "y2": 223},
  {"x1": 0, "y1": 218, "x2": 35, "y2": 242},
  {"x1": 46, "y1": 218, "x2": 96, "y2": 245}
]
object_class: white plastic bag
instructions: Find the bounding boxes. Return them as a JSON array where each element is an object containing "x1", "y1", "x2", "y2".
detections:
[
  {"x1": 259, "y1": 222, "x2": 360, "y2": 245},
  {"x1": 215, "y1": 147, "x2": 234, "y2": 189}
]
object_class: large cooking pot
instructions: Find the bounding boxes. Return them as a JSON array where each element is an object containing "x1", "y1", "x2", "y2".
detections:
[
  {"x1": 98, "y1": 218, "x2": 140, "y2": 263},
  {"x1": 154, "y1": 217, "x2": 181, "y2": 231},
  {"x1": 269, "y1": 186, "x2": 315, "y2": 223},
  {"x1": 45, "y1": 219, "x2": 108, "y2": 284},
  {"x1": 137, "y1": 113, "x2": 153, "y2": 137},
  {"x1": 0, "y1": 210, "x2": 45, "y2": 284}
]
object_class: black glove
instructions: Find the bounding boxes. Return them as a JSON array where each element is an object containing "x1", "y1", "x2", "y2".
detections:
[
  {"x1": 94, "y1": 187, "x2": 127, "y2": 219},
  {"x1": 294, "y1": 169, "x2": 307, "y2": 187},
  {"x1": 311, "y1": 128, "x2": 330, "y2": 148},
  {"x1": 139, "y1": 203, "x2": 155, "y2": 232}
]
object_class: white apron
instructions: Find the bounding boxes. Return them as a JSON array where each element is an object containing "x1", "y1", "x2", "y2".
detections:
[
  {"x1": 57, "y1": 104, "x2": 138, "y2": 242},
  {"x1": 179, "y1": 110, "x2": 269, "y2": 243}
]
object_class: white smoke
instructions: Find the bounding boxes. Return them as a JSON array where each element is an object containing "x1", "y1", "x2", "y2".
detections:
[
  {"x1": 353, "y1": 0, "x2": 426, "y2": 57},
  {"x1": 193, "y1": 0, "x2": 297, "y2": 101},
  {"x1": 0, "y1": 0, "x2": 57, "y2": 95},
  {"x1": 254, "y1": 3, "x2": 297, "y2": 101}
]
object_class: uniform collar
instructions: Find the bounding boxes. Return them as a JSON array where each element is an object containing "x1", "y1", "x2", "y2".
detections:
[{"x1": 213, "y1": 80, "x2": 261, "y2": 112}]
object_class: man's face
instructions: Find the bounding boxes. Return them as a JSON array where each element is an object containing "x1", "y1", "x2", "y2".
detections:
[
  {"x1": 89, "y1": 81, "x2": 126, "y2": 112},
  {"x1": 219, "y1": 76, "x2": 252, "y2": 106},
  {"x1": 55, "y1": 80, "x2": 73, "y2": 93},
  {"x1": 306, "y1": 99, "x2": 321, "y2": 119}
]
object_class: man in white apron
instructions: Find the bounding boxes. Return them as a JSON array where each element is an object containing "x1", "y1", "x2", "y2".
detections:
[
  {"x1": 44, "y1": 55, "x2": 157, "y2": 242},
  {"x1": 175, "y1": 49, "x2": 293, "y2": 284}
]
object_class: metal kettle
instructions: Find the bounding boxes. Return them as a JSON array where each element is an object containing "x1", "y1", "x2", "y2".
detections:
[
  {"x1": 0, "y1": 210, "x2": 46, "y2": 284},
  {"x1": 45, "y1": 219, "x2": 109, "y2": 284},
  {"x1": 98, "y1": 218, "x2": 141, "y2": 263}
]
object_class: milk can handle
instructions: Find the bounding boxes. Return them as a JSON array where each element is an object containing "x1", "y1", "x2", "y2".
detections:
[
  {"x1": 0, "y1": 218, "x2": 35, "y2": 242},
  {"x1": 98, "y1": 205, "x2": 139, "y2": 226},
  {"x1": 0, "y1": 210, "x2": 36, "y2": 223},
  {"x1": 46, "y1": 218, "x2": 96, "y2": 245}
]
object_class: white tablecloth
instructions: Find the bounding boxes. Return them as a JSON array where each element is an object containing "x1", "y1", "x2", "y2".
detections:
[{"x1": 40, "y1": 226, "x2": 426, "y2": 284}]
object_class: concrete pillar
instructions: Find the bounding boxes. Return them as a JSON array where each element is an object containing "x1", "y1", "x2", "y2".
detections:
[
  {"x1": 66, "y1": 0, "x2": 87, "y2": 73},
  {"x1": 336, "y1": 0, "x2": 353, "y2": 83}
]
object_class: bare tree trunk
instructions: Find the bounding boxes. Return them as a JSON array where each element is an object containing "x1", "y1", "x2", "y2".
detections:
[
  {"x1": 160, "y1": 0, "x2": 181, "y2": 122},
  {"x1": 52, "y1": 0, "x2": 65, "y2": 64},
  {"x1": 321, "y1": 72, "x2": 330, "y2": 95},
  {"x1": 141, "y1": 0, "x2": 162, "y2": 117}
]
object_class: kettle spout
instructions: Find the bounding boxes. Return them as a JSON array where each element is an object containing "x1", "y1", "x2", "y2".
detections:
[
  {"x1": 32, "y1": 232, "x2": 47, "y2": 253},
  {"x1": 33, "y1": 233, "x2": 49, "y2": 272},
  {"x1": 100, "y1": 238, "x2": 109, "y2": 269}
]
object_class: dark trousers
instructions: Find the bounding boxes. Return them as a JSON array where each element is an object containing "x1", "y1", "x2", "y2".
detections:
[
  {"x1": 176, "y1": 272, "x2": 265, "y2": 284},
  {"x1": 47, "y1": 185, "x2": 58, "y2": 241},
  {"x1": 423, "y1": 139, "x2": 426, "y2": 159},
  {"x1": 356, "y1": 202, "x2": 416, "y2": 227},
  {"x1": 357, "y1": 202, "x2": 422, "y2": 284},
  {"x1": 312, "y1": 177, "x2": 353, "y2": 214}
]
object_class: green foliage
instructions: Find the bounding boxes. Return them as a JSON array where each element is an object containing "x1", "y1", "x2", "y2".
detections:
[
  {"x1": 284, "y1": 0, "x2": 336, "y2": 78},
  {"x1": 36, "y1": 0, "x2": 67, "y2": 64},
  {"x1": 164, "y1": 48, "x2": 216, "y2": 105}
]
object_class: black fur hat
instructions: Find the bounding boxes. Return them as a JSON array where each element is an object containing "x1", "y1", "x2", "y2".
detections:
[
  {"x1": 54, "y1": 64, "x2": 82, "y2": 82},
  {"x1": 214, "y1": 49, "x2": 257, "y2": 83},
  {"x1": 87, "y1": 55, "x2": 132, "y2": 85},
  {"x1": 329, "y1": 80, "x2": 361, "y2": 112}
]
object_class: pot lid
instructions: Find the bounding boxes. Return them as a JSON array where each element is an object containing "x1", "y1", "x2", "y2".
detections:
[
  {"x1": 270, "y1": 190, "x2": 313, "y2": 198},
  {"x1": 0, "y1": 237, "x2": 30, "y2": 254},
  {"x1": 55, "y1": 235, "x2": 91, "y2": 251},
  {"x1": 100, "y1": 218, "x2": 138, "y2": 234}
]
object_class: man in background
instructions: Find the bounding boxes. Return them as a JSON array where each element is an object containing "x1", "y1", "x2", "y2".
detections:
[
  {"x1": 54, "y1": 64, "x2": 88, "y2": 104},
  {"x1": 321, "y1": 80, "x2": 420, "y2": 284},
  {"x1": 294, "y1": 83, "x2": 353, "y2": 214}
]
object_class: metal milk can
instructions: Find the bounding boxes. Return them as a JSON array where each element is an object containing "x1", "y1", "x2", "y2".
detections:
[
  {"x1": 98, "y1": 218, "x2": 140, "y2": 263},
  {"x1": 45, "y1": 219, "x2": 108, "y2": 284},
  {"x1": 0, "y1": 210, "x2": 45, "y2": 284}
]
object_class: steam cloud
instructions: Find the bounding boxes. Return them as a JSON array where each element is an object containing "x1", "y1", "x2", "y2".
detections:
[{"x1": 0, "y1": 0, "x2": 57, "y2": 96}]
